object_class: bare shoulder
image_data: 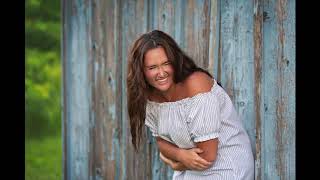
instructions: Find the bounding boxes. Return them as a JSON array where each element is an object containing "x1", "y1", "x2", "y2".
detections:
[{"x1": 183, "y1": 71, "x2": 214, "y2": 97}]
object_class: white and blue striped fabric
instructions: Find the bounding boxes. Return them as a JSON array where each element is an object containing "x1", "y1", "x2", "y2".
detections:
[{"x1": 145, "y1": 78, "x2": 254, "y2": 180}]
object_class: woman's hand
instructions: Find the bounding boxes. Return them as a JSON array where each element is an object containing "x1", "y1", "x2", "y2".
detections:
[
  {"x1": 160, "y1": 148, "x2": 213, "y2": 171},
  {"x1": 160, "y1": 153, "x2": 189, "y2": 171},
  {"x1": 155, "y1": 138, "x2": 213, "y2": 171},
  {"x1": 177, "y1": 148, "x2": 213, "y2": 171}
]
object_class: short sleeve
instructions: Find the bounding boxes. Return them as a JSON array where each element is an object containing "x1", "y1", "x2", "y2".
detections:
[
  {"x1": 145, "y1": 103, "x2": 159, "y2": 137},
  {"x1": 187, "y1": 93, "x2": 221, "y2": 143}
]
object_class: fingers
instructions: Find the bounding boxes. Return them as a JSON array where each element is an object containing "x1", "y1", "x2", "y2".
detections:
[
  {"x1": 192, "y1": 154, "x2": 213, "y2": 170},
  {"x1": 183, "y1": 156, "x2": 211, "y2": 170},
  {"x1": 192, "y1": 148, "x2": 204, "y2": 154},
  {"x1": 159, "y1": 152, "x2": 165, "y2": 160},
  {"x1": 179, "y1": 148, "x2": 213, "y2": 171},
  {"x1": 195, "y1": 160, "x2": 212, "y2": 171},
  {"x1": 160, "y1": 153, "x2": 181, "y2": 170},
  {"x1": 160, "y1": 153, "x2": 171, "y2": 164},
  {"x1": 159, "y1": 151, "x2": 210, "y2": 171},
  {"x1": 187, "y1": 163, "x2": 208, "y2": 171},
  {"x1": 190, "y1": 149, "x2": 212, "y2": 166},
  {"x1": 196, "y1": 157, "x2": 212, "y2": 166}
]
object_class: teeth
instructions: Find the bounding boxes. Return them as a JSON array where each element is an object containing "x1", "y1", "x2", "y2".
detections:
[{"x1": 158, "y1": 78, "x2": 167, "y2": 82}]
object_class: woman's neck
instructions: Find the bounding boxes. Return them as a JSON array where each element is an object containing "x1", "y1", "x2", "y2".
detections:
[{"x1": 151, "y1": 83, "x2": 180, "y2": 102}]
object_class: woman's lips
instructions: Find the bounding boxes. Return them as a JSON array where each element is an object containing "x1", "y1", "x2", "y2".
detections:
[{"x1": 157, "y1": 78, "x2": 168, "y2": 85}]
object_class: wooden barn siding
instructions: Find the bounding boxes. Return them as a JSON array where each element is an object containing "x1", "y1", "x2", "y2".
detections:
[
  {"x1": 62, "y1": 0, "x2": 295, "y2": 179},
  {"x1": 260, "y1": 0, "x2": 295, "y2": 179}
]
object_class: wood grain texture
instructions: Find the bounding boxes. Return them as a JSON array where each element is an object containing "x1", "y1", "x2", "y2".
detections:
[
  {"x1": 220, "y1": 0, "x2": 256, "y2": 155},
  {"x1": 208, "y1": 0, "x2": 219, "y2": 78},
  {"x1": 184, "y1": 0, "x2": 211, "y2": 69},
  {"x1": 62, "y1": 0, "x2": 295, "y2": 179},
  {"x1": 63, "y1": 0, "x2": 93, "y2": 179},
  {"x1": 262, "y1": 0, "x2": 295, "y2": 179},
  {"x1": 253, "y1": 0, "x2": 263, "y2": 179},
  {"x1": 120, "y1": 0, "x2": 151, "y2": 179}
]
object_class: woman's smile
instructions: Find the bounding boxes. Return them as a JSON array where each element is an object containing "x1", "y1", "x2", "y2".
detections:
[{"x1": 157, "y1": 77, "x2": 168, "y2": 85}]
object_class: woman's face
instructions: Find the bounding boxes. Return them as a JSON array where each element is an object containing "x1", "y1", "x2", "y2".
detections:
[{"x1": 143, "y1": 47, "x2": 175, "y2": 94}]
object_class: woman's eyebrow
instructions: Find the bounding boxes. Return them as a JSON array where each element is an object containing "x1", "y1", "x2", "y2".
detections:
[
  {"x1": 162, "y1": 60, "x2": 170, "y2": 63},
  {"x1": 145, "y1": 64, "x2": 157, "y2": 68},
  {"x1": 145, "y1": 60, "x2": 169, "y2": 67}
]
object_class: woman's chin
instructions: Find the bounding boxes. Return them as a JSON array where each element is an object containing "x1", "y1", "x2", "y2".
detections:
[
  {"x1": 155, "y1": 86, "x2": 169, "y2": 92},
  {"x1": 154, "y1": 83, "x2": 171, "y2": 92}
]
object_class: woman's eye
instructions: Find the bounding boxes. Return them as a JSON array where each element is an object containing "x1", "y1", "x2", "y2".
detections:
[
  {"x1": 148, "y1": 66, "x2": 156, "y2": 70},
  {"x1": 164, "y1": 62, "x2": 171, "y2": 65}
]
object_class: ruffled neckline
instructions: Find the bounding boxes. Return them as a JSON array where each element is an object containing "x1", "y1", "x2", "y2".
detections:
[{"x1": 147, "y1": 78, "x2": 218, "y2": 106}]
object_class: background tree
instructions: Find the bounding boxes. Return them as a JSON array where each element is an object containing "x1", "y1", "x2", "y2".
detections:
[
  {"x1": 26, "y1": 0, "x2": 61, "y2": 138},
  {"x1": 26, "y1": 0, "x2": 62, "y2": 179}
]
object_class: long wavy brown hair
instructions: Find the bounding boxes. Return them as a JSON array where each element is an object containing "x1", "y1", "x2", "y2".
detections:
[{"x1": 127, "y1": 30, "x2": 214, "y2": 150}]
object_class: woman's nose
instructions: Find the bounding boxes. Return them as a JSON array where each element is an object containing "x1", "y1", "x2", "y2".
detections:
[{"x1": 158, "y1": 66, "x2": 166, "y2": 77}]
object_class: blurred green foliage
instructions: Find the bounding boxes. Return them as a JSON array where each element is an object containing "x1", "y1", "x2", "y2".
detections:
[
  {"x1": 26, "y1": 136, "x2": 62, "y2": 179},
  {"x1": 26, "y1": 0, "x2": 62, "y2": 179},
  {"x1": 26, "y1": 0, "x2": 61, "y2": 138}
]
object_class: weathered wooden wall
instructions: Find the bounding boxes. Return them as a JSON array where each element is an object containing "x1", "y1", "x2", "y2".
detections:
[{"x1": 62, "y1": 0, "x2": 295, "y2": 179}]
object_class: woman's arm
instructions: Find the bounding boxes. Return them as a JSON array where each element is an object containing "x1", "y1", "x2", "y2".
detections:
[
  {"x1": 156, "y1": 137, "x2": 212, "y2": 170},
  {"x1": 184, "y1": 72, "x2": 219, "y2": 162},
  {"x1": 195, "y1": 138, "x2": 218, "y2": 162},
  {"x1": 159, "y1": 152, "x2": 189, "y2": 171}
]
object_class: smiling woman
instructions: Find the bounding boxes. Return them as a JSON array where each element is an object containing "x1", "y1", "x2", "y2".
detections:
[
  {"x1": 127, "y1": 30, "x2": 213, "y2": 150},
  {"x1": 143, "y1": 47, "x2": 175, "y2": 99},
  {"x1": 127, "y1": 30, "x2": 254, "y2": 180}
]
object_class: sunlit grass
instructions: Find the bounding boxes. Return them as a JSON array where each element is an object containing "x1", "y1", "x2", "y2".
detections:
[{"x1": 25, "y1": 135, "x2": 62, "y2": 180}]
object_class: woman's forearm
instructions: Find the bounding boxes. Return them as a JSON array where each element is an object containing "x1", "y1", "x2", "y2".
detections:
[
  {"x1": 171, "y1": 162, "x2": 190, "y2": 171},
  {"x1": 156, "y1": 137, "x2": 212, "y2": 171},
  {"x1": 160, "y1": 152, "x2": 190, "y2": 171},
  {"x1": 156, "y1": 137, "x2": 182, "y2": 162}
]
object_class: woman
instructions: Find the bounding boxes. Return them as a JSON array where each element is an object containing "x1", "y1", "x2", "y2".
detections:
[{"x1": 127, "y1": 30, "x2": 254, "y2": 179}]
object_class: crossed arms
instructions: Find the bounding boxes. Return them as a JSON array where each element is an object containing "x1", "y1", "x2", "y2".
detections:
[{"x1": 156, "y1": 137, "x2": 218, "y2": 171}]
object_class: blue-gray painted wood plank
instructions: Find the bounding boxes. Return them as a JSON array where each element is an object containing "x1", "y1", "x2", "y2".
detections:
[
  {"x1": 63, "y1": 0, "x2": 93, "y2": 179},
  {"x1": 262, "y1": 0, "x2": 295, "y2": 179},
  {"x1": 183, "y1": 0, "x2": 211, "y2": 68},
  {"x1": 208, "y1": 0, "x2": 219, "y2": 77},
  {"x1": 220, "y1": 0, "x2": 256, "y2": 154},
  {"x1": 120, "y1": 0, "x2": 151, "y2": 179}
]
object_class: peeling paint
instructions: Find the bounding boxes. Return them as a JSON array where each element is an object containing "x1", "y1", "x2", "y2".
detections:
[{"x1": 108, "y1": 103, "x2": 116, "y2": 121}]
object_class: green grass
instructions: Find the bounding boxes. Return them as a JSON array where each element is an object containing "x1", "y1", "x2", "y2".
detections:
[{"x1": 26, "y1": 135, "x2": 62, "y2": 180}]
